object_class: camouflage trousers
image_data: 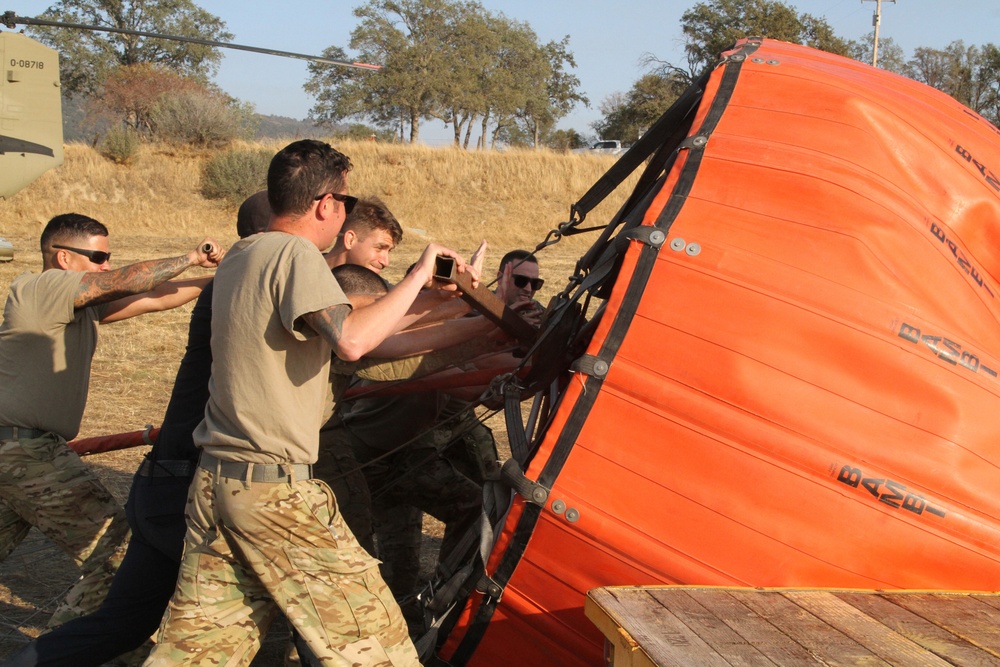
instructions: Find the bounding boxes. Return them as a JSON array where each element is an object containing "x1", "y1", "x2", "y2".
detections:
[
  {"x1": 0, "y1": 433, "x2": 129, "y2": 627},
  {"x1": 314, "y1": 421, "x2": 374, "y2": 556},
  {"x1": 143, "y1": 467, "x2": 419, "y2": 667},
  {"x1": 358, "y1": 434, "x2": 482, "y2": 599}
]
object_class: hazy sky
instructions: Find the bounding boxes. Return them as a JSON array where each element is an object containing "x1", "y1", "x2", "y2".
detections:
[{"x1": 8, "y1": 0, "x2": 999, "y2": 145}]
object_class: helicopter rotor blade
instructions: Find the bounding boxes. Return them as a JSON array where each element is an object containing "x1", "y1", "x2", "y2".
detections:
[{"x1": 0, "y1": 11, "x2": 382, "y2": 70}]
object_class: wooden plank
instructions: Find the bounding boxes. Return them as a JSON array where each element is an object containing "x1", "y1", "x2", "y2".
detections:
[
  {"x1": 648, "y1": 588, "x2": 778, "y2": 667},
  {"x1": 587, "y1": 587, "x2": 1000, "y2": 667},
  {"x1": 969, "y1": 594, "x2": 1000, "y2": 615},
  {"x1": 837, "y1": 592, "x2": 1000, "y2": 667},
  {"x1": 888, "y1": 593, "x2": 1000, "y2": 657},
  {"x1": 680, "y1": 588, "x2": 819, "y2": 666},
  {"x1": 728, "y1": 590, "x2": 891, "y2": 667},
  {"x1": 586, "y1": 588, "x2": 733, "y2": 666},
  {"x1": 783, "y1": 591, "x2": 953, "y2": 667}
]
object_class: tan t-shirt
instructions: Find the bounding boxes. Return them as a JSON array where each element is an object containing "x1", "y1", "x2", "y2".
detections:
[
  {"x1": 194, "y1": 232, "x2": 350, "y2": 464},
  {"x1": 0, "y1": 270, "x2": 106, "y2": 439}
]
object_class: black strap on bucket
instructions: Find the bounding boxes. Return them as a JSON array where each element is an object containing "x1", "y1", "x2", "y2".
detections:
[{"x1": 445, "y1": 39, "x2": 762, "y2": 666}]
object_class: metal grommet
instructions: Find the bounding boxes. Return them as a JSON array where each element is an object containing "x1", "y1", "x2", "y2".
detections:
[
  {"x1": 591, "y1": 360, "x2": 609, "y2": 378},
  {"x1": 691, "y1": 136, "x2": 708, "y2": 148},
  {"x1": 669, "y1": 238, "x2": 686, "y2": 252},
  {"x1": 686, "y1": 243, "x2": 701, "y2": 256},
  {"x1": 551, "y1": 499, "x2": 566, "y2": 515},
  {"x1": 648, "y1": 230, "x2": 666, "y2": 247},
  {"x1": 729, "y1": 54, "x2": 745, "y2": 62},
  {"x1": 752, "y1": 57, "x2": 765, "y2": 63},
  {"x1": 565, "y1": 508, "x2": 580, "y2": 523},
  {"x1": 767, "y1": 59, "x2": 780, "y2": 66}
]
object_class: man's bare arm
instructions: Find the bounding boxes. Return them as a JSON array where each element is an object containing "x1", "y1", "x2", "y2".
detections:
[
  {"x1": 74, "y1": 239, "x2": 223, "y2": 310},
  {"x1": 370, "y1": 314, "x2": 498, "y2": 358},
  {"x1": 100, "y1": 276, "x2": 211, "y2": 323},
  {"x1": 304, "y1": 243, "x2": 473, "y2": 361}
]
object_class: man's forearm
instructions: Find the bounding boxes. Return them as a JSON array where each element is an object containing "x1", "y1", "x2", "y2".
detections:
[
  {"x1": 370, "y1": 314, "x2": 495, "y2": 358},
  {"x1": 100, "y1": 276, "x2": 211, "y2": 323},
  {"x1": 398, "y1": 290, "x2": 469, "y2": 329},
  {"x1": 75, "y1": 254, "x2": 197, "y2": 309}
]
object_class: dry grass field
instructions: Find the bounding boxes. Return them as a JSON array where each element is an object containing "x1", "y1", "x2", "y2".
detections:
[{"x1": 0, "y1": 139, "x2": 636, "y2": 663}]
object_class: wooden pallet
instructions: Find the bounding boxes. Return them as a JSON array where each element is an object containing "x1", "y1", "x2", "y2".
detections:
[{"x1": 585, "y1": 586, "x2": 1000, "y2": 666}]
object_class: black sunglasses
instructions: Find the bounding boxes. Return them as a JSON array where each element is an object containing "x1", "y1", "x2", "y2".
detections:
[
  {"x1": 52, "y1": 244, "x2": 111, "y2": 264},
  {"x1": 313, "y1": 192, "x2": 358, "y2": 215},
  {"x1": 512, "y1": 274, "x2": 544, "y2": 291}
]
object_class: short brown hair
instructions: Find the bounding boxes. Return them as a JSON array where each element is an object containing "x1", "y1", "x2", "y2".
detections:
[
  {"x1": 343, "y1": 197, "x2": 403, "y2": 246},
  {"x1": 267, "y1": 140, "x2": 352, "y2": 217}
]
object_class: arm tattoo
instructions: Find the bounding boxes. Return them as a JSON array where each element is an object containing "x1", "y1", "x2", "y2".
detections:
[
  {"x1": 305, "y1": 304, "x2": 351, "y2": 347},
  {"x1": 74, "y1": 254, "x2": 192, "y2": 309}
]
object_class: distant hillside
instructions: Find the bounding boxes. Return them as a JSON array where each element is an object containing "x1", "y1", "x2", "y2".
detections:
[
  {"x1": 61, "y1": 96, "x2": 340, "y2": 143},
  {"x1": 253, "y1": 114, "x2": 336, "y2": 140}
]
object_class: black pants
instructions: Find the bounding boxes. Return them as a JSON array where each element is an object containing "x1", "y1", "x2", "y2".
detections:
[{"x1": 1, "y1": 471, "x2": 189, "y2": 667}]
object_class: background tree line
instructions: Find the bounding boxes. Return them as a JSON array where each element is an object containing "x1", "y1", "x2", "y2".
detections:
[
  {"x1": 25, "y1": 0, "x2": 1000, "y2": 154},
  {"x1": 595, "y1": 0, "x2": 1000, "y2": 144}
]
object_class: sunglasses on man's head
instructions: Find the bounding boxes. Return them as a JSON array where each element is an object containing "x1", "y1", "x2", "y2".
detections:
[
  {"x1": 512, "y1": 274, "x2": 544, "y2": 291},
  {"x1": 52, "y1": 244, "x2": 111, "y2": 264},
  {"x1": 313, "y1": 192, "x2": 358, "y2": 215}
]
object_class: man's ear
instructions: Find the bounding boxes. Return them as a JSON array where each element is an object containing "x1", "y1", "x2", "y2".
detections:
[
  {"x1": 52, "y1": 248, "x2": 70, "y2": 269},
  {"x1": 343, "y1": 229, "x2": 358, "y2": 249}
]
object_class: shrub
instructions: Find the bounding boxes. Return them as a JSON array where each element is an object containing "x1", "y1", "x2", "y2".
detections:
[
  {"x1": 200, "y1": 148, "x2": 272, "y2": 205},
  {"x1": 99, "y1": 125, "x2": 141, "y2": 164},
  {"x1": 151, "y1": 90, "x2": 255, "y2": 149}
]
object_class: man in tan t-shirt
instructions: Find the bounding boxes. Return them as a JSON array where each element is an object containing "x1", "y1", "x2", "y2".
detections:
[
  {"x1": 0, "y1": 213, "x2": 222, "y2": 625},
  {"x1": 145, "y1": 139, "x2": 483, "y2": 667}
]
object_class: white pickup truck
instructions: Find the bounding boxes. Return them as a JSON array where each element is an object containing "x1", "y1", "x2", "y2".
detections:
[{"x1": 573, "y1": 140, "x2": 624, "y2": 155}]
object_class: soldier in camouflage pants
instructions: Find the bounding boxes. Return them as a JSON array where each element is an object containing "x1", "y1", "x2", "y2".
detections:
[
  {"x1": 0, "y1": 213, "x2": 220, "y2": 629},
  {"x1": 0, "y1": 434, "x2": 128, "y2": 627},
  {"x1": 147, "y1": 463, "x2": 413, "y2": 666},
  {"x1": 145, "y1": 141, "x2": 490, "y2": 665}
]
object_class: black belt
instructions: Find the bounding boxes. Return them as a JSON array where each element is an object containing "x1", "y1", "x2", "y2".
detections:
[
  {"x1": 199, "y1": 452, "x2": 312, "y2": 483},
  {"x1": 137, "y1": 458, "x2": 197, "y2": 478},
  {"x1": 0, "y1": 426, "x2": 48, "y2": 441}
]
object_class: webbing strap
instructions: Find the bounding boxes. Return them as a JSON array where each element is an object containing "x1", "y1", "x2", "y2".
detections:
[{"x1": 446, "y1": 39, "x2": 761, "y2": 666}]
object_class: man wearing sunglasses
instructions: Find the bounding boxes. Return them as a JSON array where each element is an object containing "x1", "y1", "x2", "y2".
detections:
[
  {"x1": 0, "y1": 213, "x2": 222, "y2": 630},
  {"x1": 144, "y1": 139, "x2": 480, "y2": 666},
  {"x1": 496, "y1": 248, "x2": 545, "y2": 312}
]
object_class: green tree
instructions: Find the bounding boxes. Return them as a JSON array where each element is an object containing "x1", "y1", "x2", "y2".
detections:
[
  {"x1": 596, "y1": 0, "x2": 851, "y2": 148},
  {"x1": 906, "y1": 41, "x2": 1000, "y2": 126},
  {"x1": 513, "y1": 36, "x2": 588, "y2": 148},
  {"x1": 847, "y1": 33, "x2": 908, "y2": 74},
  {"x1": 150, "y1": 89, "x2": 256, "y2": 148},
  {"x1": 86, "y1": 63, "x2": 204, "y2": 135},
  {"x1": 547, "y1": 127, "x2": 588, "y2": 151},
  {"x1": 479, "y1": 18, "x2": 550, "y2": 149},
  {"x1": 680, "y1": 0, "x2": 849, "y2": 75},
  {"x1": 978, "y1": 44, "x2": 1000, "y2": 125},
  {"x1": 593, "y1": 73, "x2": 687, "y2": 144},
  {"x1": 29, "y1": 0, "x2": 231, "y2": 97},
  {"x1": 310, "y1": 0, "x2": 461, "y2": 143},
  {"x1": 306, "y1": 0, "x2": 584, "y2": 150}
]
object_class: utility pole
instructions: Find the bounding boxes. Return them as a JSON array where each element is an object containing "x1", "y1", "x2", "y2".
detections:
[{"x1": 862, "y1": 0, "x2": 896, "y2": 67}]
